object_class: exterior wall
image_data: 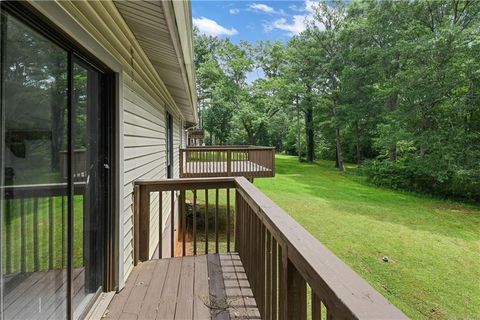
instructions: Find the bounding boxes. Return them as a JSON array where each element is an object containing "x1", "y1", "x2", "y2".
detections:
[
  {"x1": 123, "y1": 73, "x2": 183, "y2": 273},
  {"x1": 33, "y1": 1, "x2": 188, "y2": 287}
]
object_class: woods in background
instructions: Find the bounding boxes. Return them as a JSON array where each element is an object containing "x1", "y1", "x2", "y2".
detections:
[{"x1": 194, "y1": 0, "x2": 480, "y2": 200}]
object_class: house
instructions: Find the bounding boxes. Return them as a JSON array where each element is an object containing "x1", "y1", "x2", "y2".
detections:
[{"x1": 0, "y1": 1, "x2": 407, "y2": 319}]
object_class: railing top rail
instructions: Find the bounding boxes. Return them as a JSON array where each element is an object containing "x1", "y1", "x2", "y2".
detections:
[
  {"x1": 135, "y1": 177, "x2": 236, "y2": 192},
  {"x1": 234, "y1": 176, "x2": 408, "y2": 319},
  {"x1": 181, "y1": 145, "x2": 275, "y2": 151}
]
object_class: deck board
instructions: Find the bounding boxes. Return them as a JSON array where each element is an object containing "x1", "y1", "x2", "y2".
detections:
[
  {"x1": 105, "y1": 253, "x2": 259, "y2": 320},
  {"x1": 156, "y1": 257, "x2": 182, "y2": 319},
  {"x1": 208, "y1": 254, "x2": 229, "y2": 320},
  {"x1": 174, "y1": 258, "x2": 195, "y2": 320},
  {"x1": 193, "y1": 255, "x2": 211, "y2": 319},
  {"x1": 220, "y1": 254, "x2": 247, "y2": 319},
  {"x1": 137, "y1": 259, "x2": 169, "y2": 319}
]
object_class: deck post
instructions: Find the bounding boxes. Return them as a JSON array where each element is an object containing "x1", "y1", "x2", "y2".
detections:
[
  {"x1": 180, "y1": 149, "x2": 184, "y2": 177},
  {"x1": 133, "y1": 185, "x2": 140, "y2": 265},
  {"x1": 227, "y1": 150, "x2": 232, "y2": 176},
  {"x1": 271, "y1": 148, "x2": 276, "y2": 176},
  {"x1": 138, "y1": 184, "x2": 150, "y2": 262}
]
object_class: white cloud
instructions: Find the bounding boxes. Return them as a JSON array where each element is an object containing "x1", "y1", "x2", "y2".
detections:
[
  {"x1": 264, "y1": 0, "x2": 323, "y2": 36},
  {"x1": 304, "y1": 0, "x2": 317, "y2": 13},
  {"x1": 265, "y1": 15, "x2": 308, "y2": 36},
  {"x1": 193, "y1": 17, "x2": 238, "y2": 36},
  {"x1": 250, "y1": 3, "x2": 275, "y2": 13},
  {"x1": 229, "y1": 8, "x2": 240, "y2": 15},
  {"x1": 249, "y1": 3, "x2": 285, "y2": 15},
  {"x1": 288, "y1": 4, "x2": 304, "y2": 12}
]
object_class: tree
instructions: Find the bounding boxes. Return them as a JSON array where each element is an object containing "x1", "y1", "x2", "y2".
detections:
[{"x1": 305, "y1": 1, "x2": 348, "y2": 170}]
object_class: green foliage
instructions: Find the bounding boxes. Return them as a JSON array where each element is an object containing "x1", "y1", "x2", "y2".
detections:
[
  {"x1": 365, "y1": 158, "x2": 480, "y2": 201},
  {"x1": 193, "y1": 1, "x2": 480, "y2": 200}
]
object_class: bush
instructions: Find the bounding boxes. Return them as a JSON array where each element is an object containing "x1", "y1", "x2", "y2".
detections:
[
  {"x1": 449, "y1": 169, "x2": 480, "y2": 200},
  {"x1": 364, "y1": 158, "x2": 480, "y2": 202}
]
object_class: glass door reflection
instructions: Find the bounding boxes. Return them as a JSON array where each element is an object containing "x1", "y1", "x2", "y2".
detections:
[{"x1": 1, "y1": 12, "x2": 68, "y2": 320}]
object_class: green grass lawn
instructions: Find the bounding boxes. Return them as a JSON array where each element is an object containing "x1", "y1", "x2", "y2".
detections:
[{"x1": 254, "y1": 154, "x2": 480, "y2": 320}]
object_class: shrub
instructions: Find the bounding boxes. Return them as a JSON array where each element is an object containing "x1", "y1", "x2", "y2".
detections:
[{"x1": 364, "y1": 158, "x2": 480, "y2": 202}]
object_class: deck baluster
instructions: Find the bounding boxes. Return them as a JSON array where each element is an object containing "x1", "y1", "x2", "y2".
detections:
[
  {"x1": 215, "y1": 189, "x2": 219, "y2": 253},
  {"x1": 181, "y1": 190, "x2": 186, "y2": 256},
  {"x1": 193, "y1": 190, "x2": 197, "y2": 255},
  {"x1": 170, "y1": 190, "x2": 174, "y2": 257},
  {"x1": 33, "y1": 198, "x2": 39, "y2": 271},
  {"x1": 21, "y1": 199, "x2": 26, "y2": 273},
  {"x1": 205, "y1": 189, "x2": 209, "y2": 254},
  {"x1": 158, "y1": 191, "x2": 163, "y2": 258},
  {"x1": 226, "y1": 188, "x2": 231, "y2": 252},
  {"x1": 48, "y1": 197, "x2": 54, "y2": 269}
]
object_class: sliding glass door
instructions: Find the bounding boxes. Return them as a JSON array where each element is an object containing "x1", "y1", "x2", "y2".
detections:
[{"x1": 0, "y1": 5, "x2": 113, "y2": 319}]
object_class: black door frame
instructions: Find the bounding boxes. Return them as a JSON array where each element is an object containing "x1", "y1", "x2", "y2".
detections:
[
  {"x1": 166, "y1": 112, "x2": 174, "y2": 179},
  {"x1": 0, "y1": 2, "x2": 117, "y2": 319}
]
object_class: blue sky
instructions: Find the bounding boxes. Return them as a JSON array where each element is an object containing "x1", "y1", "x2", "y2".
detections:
[{"x1": 191, "y1": 1, "x2": 317, "y2": 44}]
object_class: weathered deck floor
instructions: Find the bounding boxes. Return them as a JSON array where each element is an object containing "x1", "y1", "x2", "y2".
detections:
[{"x1": 104, "y1": 253, "x2": 260, "y2": 320}]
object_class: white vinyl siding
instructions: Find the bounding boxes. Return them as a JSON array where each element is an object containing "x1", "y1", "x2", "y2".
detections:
[{"x1": 122, "y1": 74, "x2": 183, "y2": 276}]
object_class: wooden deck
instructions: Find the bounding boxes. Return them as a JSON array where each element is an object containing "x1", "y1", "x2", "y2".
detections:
[
  {"x1": 104, "y1": 253, "x2": 260, "y2": 319},
  {"x1": 179, "y1": 147, "x2": 275, "y2": 179}
]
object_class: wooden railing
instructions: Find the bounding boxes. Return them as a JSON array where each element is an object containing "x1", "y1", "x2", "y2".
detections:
[
  {"x1": 2, "y1": 183, "x2": 85, "y2": 274},
  {"x1": 134, "y1": 177, "x2": 407, "y2": 319},
  {"x1": 179, "y1": 146, "x2": 275, "y2": 179}
]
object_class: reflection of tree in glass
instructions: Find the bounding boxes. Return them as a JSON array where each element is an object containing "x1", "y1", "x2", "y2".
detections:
[
  {"x1": 4, "y1": 15, "x2": 67, "y2": 183},
  {"x1": 73, "y1": 64, "x2": 87, "y2": 150}
]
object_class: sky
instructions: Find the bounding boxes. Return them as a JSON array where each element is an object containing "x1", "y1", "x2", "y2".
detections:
[
  {"x1": 191, "y1": 1, "x2": 318, "y2": 82},
  {"x1": 191, "y1": 0, "x2": 318, "y2": 44}
]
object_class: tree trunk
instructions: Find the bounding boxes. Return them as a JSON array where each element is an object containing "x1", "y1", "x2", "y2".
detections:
[
  {"x1": 296, "y1": 96, "x2": 301, "y2": 161},
  {"x1": 389, "y1": 144, "x2": 397, "y2": 161},
  {"x1": 387, "y1": 88, "x2": 399, "y2": 162},
  {"x1": 335, "y1": 127, "x2": 345, "y2": 171},
  {"x1": 335, "y1": 146, "x2": 340, "y2": 168},
  {"x1": 247, "y1": 131, "x2": 255, "y2": 145},
  {"x1": 51, "y1": 94, "x2": 64, "y2": 170},
  {"x1": 354, "y1": 121, "x2": 362, "y2": 164},
  {"x1": 50, "y1": 57, "x2": 66, "y2": 170},
  {"x1": 305, "y1": 106, "x2": 314, "y2": 162},
  {"x1": 331, "y1": 100, "x2": 345, "y2": 171}
]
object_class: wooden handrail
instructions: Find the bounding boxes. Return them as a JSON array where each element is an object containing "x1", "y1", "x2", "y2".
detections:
[
  {"x1": 234, "y1": 177, "x2": 408, "y2": 319},
  {"x1": 183, "y1": 145, "x2": 275, "y2": 150},
  {"x1": 133, "y1": 177, "x2": 408, "y2": 319}
]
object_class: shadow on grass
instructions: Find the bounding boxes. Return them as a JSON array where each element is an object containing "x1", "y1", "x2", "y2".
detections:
[{"x1": 183, "y1": 194, "x2": 235, "y2": 255}]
